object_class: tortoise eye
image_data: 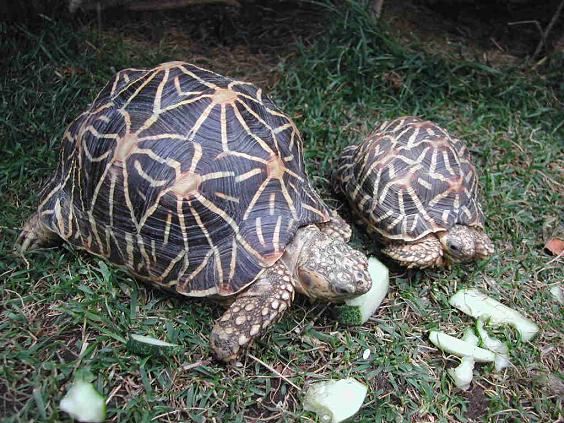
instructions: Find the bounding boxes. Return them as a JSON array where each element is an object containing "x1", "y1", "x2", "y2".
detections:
[{"x1": 448, "y1": 242, "x2": 460, "y2": 252}]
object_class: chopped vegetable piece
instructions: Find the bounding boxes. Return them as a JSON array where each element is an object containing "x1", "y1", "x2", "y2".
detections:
[
  {"x1": 60, "y1": 380, "x2": 106, "y2": 423},
  {"x1": 303, "y1": 378, "x2": 368, "y2": 423},
  {"x1": 550, "y1": 285, "x2": 564, "y2": 305},
  {"x1": 428, "y1": 331, "x2": 496, "y2": 362},
  {"x1": 462, "y1": 327, "x2": 479, "y2": 346},
  {"x1": 335, "y1": 306, "x2": 363, "y2": 326},
  {"x1": 493, "y1": 354, "x2": 510, "y2": 372},
  {"x1": 447, "y1": 356, "x2": 475, "y2": 391},
  {"x1": 449, "y1": 289, "x2": 539, "y2": 341},
  {"x1": 475, "y1": 319, "x2": 510, "y2": 371},
  {"x1": 336, "y1": 257, "x2": 389, "y2": 325},
  {"x1": 127, "y1": 334, "x2": 178, "y2": 356}
]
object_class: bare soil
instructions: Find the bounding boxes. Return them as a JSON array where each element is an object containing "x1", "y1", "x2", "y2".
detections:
[{"x1": 82, "y1": 0, "x2": 563, "y2": 86}]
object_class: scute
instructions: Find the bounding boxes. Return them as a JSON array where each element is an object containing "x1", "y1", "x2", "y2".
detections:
[
  {"x1": 36, "y1": 62, "x2": 329, "y2": 296},
  {"x1": 341, "y1": 116, "x2": 484, "y2": 242}
]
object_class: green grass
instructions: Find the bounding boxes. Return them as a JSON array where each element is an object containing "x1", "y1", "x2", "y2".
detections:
[{"x1": 1, "y1": 2, "x2": 563, "y2": 421}]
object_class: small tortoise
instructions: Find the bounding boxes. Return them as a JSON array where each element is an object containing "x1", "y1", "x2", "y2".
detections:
[
  {"x1": 333, "y1": 116, "x2": 494, "y2": 269},
  {"x1": 17, "y1": 62, "x2": 371, "y2": 362}
]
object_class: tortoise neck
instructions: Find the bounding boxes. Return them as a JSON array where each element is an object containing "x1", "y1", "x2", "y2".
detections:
[{"x1": 280, "y1": 225, "x2": 318, "y2": 290}]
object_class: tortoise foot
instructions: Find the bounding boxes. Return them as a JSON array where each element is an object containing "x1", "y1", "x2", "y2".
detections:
[
  {"x1": 16, "y1": 213, "x2": 60, "y2": 253},
  {"x1": 318, "y1": 209, "x2": 352, "y2": 243},
  {"x1": 474, "y1": 230, "x2": 495, "y2": 259},
  {"x1": 210, "y1": 262, "x2": 295, "y2": 362},
  {"x1": 383, "y1": 234, "x2": 444, "y2": 269}
]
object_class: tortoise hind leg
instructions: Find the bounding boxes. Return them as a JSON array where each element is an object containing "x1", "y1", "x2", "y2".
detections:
[
  {"x1": 210, "y1": 261, "x2": 295, "y2": 362},
  {"x1": 383, "y1": 234, "x2": 444, "y2": 269},
  {"x1": 317, "y1": 209, "x2": 352, "y2": 242},
  {"x1": 16, "y1": 213, "x2": 60, "y2": 253}
]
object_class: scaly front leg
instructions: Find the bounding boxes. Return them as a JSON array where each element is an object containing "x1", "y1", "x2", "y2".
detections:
[
  {"x1": 383, "y1": 234, "x2": 444, "y2": 269},
  {"x1": 210, "y1": 261, "x2": 295, "y2": 362},
  {"x1": 472, "y1": 229, "x2": 495, "y2": 259},
  {"x1": 317, "y1": 209, "x2": 352, "y2": 243}
]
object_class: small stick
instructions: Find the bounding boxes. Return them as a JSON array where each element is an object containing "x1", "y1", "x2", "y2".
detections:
[
  {"x1": 372, "y1": 0, "x2": 384, "y2": 19},
  {"x1": 96, "y1": 1, "x2": 102, "y2": 32},
  {"x1": 507, "y1": 20, "x2": 543, "y2": 36},
  {"x1": 533, "y1": 0, "x2": 564, "y2": 59},
  {"x1": 105, "y1": 383, "x2": 122, "y2": 405},
  {"x1": 248, "y1": 354, "x2": 301, "y2": 391},
  {"x1": 182, "y1": 359, "x2": 210, "y2": 371}
]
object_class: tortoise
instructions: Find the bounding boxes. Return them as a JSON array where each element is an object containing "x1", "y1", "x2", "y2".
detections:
[
  {"x1": 17, "y1": 61, "x2": 372, "y2": 362},
  {"x1": 333, "y1": 116, "x2": 494, "y2": 269}
]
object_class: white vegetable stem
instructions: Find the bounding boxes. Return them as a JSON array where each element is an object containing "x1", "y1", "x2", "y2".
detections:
[
  {"x1": 428, "y1": 331, "x2": 496, "y2": 362},
  {"x1": 303, "y1": 378, "x2": 368, "y2": 423},
  {"x1": 449, "y1": 289, "x2": 539, "y2": 342},
  {"x1": 550, "y1": 285, "x2": 564, "y2": 305},
  {"x1": 343, "y1": 257, "x2": 389, "y2": 324},
  {"x1": 60, "y1": 380, "x2": 106, "y2": 423},
  {"x1": 461, "y1": 327, "x2": 479, "y2": 346},
  {"x1": 475, "y1": 319, "x2": 510, "y2": 371},
  {"x1": 447, "y1": 356, "x2": 475, "y2": 391}
]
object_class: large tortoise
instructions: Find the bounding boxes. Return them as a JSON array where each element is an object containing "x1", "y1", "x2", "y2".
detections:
[
  {"x1": 17, "y1": 62, "x2": 371, "y2": 362},
  {"x1": 333, "y1": 116, "x2": 494, "y2": 269}
]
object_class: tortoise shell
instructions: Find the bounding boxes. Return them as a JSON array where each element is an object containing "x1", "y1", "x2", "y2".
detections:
[
  {"x1": 336, "y1": 116, "x2": 485, "y2": 242},
  {"x1": 37, "y1": 61, "x2": 330, "y2": 296}
]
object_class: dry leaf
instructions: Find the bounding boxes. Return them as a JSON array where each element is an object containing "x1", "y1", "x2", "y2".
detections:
[{"x1": 544, "y1": 238, "x2": 564, "y2": 255}]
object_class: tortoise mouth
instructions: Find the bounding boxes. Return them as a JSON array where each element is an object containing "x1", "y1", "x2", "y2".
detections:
[
  {"x1": 297, "y1": 268, "x2": 365, "y2": 302},
  {"x1": 354, "y1": 271, "x2": 372, "y2": 296},
  {"x1": 443, "y1": 247, "x2": 469, "y2": 261}
]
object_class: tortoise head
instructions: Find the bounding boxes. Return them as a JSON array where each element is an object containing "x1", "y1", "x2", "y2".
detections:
[
  {"x1": 439, "y1": 225, "x2": 494, "y2": 262},
  {"x1": 293, "y1": 227, "x2": 371, "y2": 302}
]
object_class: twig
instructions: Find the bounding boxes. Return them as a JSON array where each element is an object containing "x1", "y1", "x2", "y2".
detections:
[
  {"x1": 533, "y1": 0, "x2": 564, "y2": 59},
  {"x1": 544, "y1": 250, "x2": 564, "y2": 267},
  {"x1": 248, "y1": 354, "x2": 301, "y2": 391},
  {"x1": 128, "y1": 0, "x2": 241, "y2": 10},
  {"x1": 70, "y1": 0, "x2": 241, "y2": 11},
  {"x1": 105, "y1": 383, "x2": 122, "y2": 405},
  {"x1": 182, "y1": 359, "x2": 210, "y2": 371},
  {"x1": 507, "y1": 20, "x2": 543, "y2": 36},
  {"x1": 96, "y1": 1, "x2": 102, "y2": 32},
  {"x1": 372, "y1": 0, "x2": 384, "y2": 19}
]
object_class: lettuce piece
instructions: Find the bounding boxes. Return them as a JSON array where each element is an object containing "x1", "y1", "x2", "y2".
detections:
[
  {"x1": 475, "y1": 319, "x2": 510, "y2": 371},
  {"x1": 336, "y1": 257, "x2": 389, "y2": 325},
  {"x1": 303, "y1": 378, "x2": 368, "y2": 423},
  {"x1": 461, "y1": 327, "x2": 479, "y2": 346},
  {"x1": 428, "y1": 331, "x2": 496, "y2": 362},
  {"x1": 127, "y1": 334, "x2": 179, "y2": 356},
  {"x1": 447, "y1": 356, "x2": 475, "y2": 391},
  {"x1": 60, "y1": 380, "x2": 106, "y2": 422},
  {"x1": 449, "y1": 289, "x2": 539, "y2": 341}
]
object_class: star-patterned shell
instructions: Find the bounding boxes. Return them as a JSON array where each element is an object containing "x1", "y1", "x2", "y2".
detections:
[
  {"x1": 37, "y1": 62, "x2": 330, "y2": 296},
  {"x1": 336, "y1": 116, "x2": 485, "y2": 242}
]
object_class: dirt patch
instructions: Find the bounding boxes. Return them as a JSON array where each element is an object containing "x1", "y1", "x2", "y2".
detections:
[
  {"x1": 0, "y1": 366, "x2": 34, "y2": 419},
  {"x1": 383, "y1": 0, "x2": 563, "y2": 65},
  {"x1": 374, "y1": 372, "x2": 393, "y2": 393},
  {"x1": 92, "y1": 1, "x2": 328, "y2": 88},
  {"x1": 464, "y1": 385, "x2": 489, "y2": 421}
]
